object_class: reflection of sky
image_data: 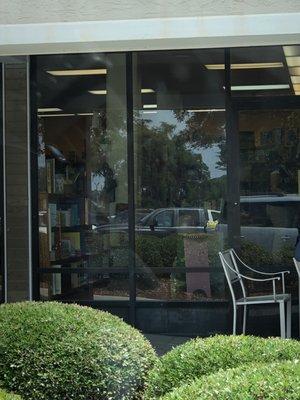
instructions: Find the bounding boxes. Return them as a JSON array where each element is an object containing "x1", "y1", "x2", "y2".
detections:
[{"x1": 141, "y1": 110, "x2": 225, "y2": 179}]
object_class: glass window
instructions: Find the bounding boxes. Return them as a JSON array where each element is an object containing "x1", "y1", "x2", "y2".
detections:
[
  {"x1": 133, "y1": 49, "x2": 227, "y2": 302},
  {"x1": 238, "y1": 108, "x2": 300, "y2": 301},
  {"x1": 36, "y1": 53, "x2": 129, "y2": 302},
  {"x1": 154, "y1": 210, "x2": 174, "y2": 227},
  {"x1": 178, "y1": 210, "x2": 200, "y2": 227},
  {"x1": 231, "y1": 46, "x2": 293, "y2": 97}
]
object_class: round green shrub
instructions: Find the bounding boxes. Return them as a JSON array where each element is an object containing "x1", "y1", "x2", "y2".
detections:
[
  {"x1": 145, "y1": 335, "x2": 300, "y2": 399},
  {"x1": 162, "y1": 361, "x2": 300, "y2": 400},
  {"x1": 0, "y1": 389, "x2": 22, "y2": 400},
  {"x1": 0, "y1": 302, "x2": 157, "y2": 400}
]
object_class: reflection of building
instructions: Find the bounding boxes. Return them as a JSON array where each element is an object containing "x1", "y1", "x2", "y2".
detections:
[{"x1": 0, "y1": 2, "x2": 300, "y2": 337}]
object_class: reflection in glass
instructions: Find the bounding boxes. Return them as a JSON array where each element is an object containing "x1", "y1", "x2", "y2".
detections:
[
  {"x1": 36, "y1": 53, "x2": 129, "y2": 300},
  {"x1": 237, "y1": 109, "x2": 300, "y2": 301},
  {"x1": 40, "y1": 272, "x2": 129, "y2": 301},
  {"x1": 133, "y1": 49, "x2": 227, "y2": 301}
]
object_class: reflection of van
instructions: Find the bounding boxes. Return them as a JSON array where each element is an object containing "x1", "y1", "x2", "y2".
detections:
[
  {"x1": 139, "y1": 208, "x2": 208, "y2": 233},
  {"x1": 219, "y1": 195, "x2": 300, "y2": 253}
]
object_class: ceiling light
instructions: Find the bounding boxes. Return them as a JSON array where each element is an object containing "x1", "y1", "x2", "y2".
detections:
[
  {"x1": 47, "y1": 68, "x2": 107, "y2": 76},
  {"x1": 288, "y1": 67, "x2": 300, "y2": 75},
  {"x1": 77, "y1": 113, "x2": 94, "y2": 116},
  {"x1": 141, "y1": 88, "x2": 155, "y2": 93},
  {"x1": 283, "y1": 46, "x2": 300, "y2": 57},
  {"x1": 143, "y1": 104, "x2": 157, "y2": 109},
  {"x1": 88, "y1": 90, "x2": 107, "y2": 95},
  {"x1": 38, "y1": 113, "x2": 75, "y2": 118},
  {"x1": 187, "y1": 108, "x2": 225, "y2": 113},
  {"x1": 291, "y1": 76, "x2": 300, "y2": 84},
  {"x1": 205, "y1": 62, "x2": 283, "y2": 70},
  {"x1": 38, "y1": 107, "x2": 62, "y2": 112},
  {"x1": 143, "y1": 111, "x2": 157, "y2": 114},
  {"x1": 286, "y1": 57, "x2": 300, "y2": 67},
  {"x1": 231, "y1": 84, "x2": 289, "y2": 91},
  {"x1": 292, "y1": 83, "x2": 300, "y2": 91}
]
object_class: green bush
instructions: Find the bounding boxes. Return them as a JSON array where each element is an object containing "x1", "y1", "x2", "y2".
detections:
[
  {"x1": 0, "y1": 302, "x2": 157, "y2": 400},
  {"x1": 145, "y1": 335, "x2": 300, "y2": 399},
  {"x1": 0, "y1": 390, "x2": 22, "y2": 400},
  {"x1": 136, "y1": 234, "x2": 180, "y2": 268},
  {"x1": 162, "y1": 361, "x2": 300, "y2": 400}
]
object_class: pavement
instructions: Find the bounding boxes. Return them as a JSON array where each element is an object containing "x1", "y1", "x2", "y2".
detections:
[{"x1": 145, "y1": 334, "x2": 192, "y2": 356}]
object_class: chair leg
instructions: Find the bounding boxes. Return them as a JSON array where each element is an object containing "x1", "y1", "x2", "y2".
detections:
[
  {"x1": 233, "y1": 305, "x2": 237, "y2": 335},
  {"x1": 242, "y1": 305, "x2": 247, "y2": 335},
  {"x1": 286, "y1": 300, "x2": 291, "y2": 339},
  {"x1": 279, "y1": 301, "x2": 286, "y2": 339}
]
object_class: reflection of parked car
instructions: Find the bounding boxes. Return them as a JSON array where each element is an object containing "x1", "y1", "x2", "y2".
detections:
[
  {"x1": 139, "y1": 207, "x2": 209, "y2": 234},
  {"x1": 219, "y1": 194, "x2": 300, "y2": 252},
  {"x1": 109, "y1": 209, "x2": 153, "y2": 224},
  {"x1": 97, "y1": 207, "x2": 212, "y2": 236}
]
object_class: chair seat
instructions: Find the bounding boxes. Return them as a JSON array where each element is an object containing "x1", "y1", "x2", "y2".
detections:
[{"x1": 236, "y1": 293, "x2": 291, "y2": 305}]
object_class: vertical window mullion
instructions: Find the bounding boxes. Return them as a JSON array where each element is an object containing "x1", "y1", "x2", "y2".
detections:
[{"x1": 126, "y1": 52, "x2": 136, "y2": 326}]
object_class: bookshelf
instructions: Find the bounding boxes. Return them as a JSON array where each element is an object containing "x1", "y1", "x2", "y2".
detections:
[
  {"x1": 37, "y1": 118, "x2": 94, "y2": 300},
  {"x1": 39, "y1": 154, "x2": 91, "y2": 265}
]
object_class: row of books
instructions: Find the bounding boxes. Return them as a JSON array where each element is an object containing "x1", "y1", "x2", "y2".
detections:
[{"x1": 49, "y1": 203, "x2": 80, "y2": 227}]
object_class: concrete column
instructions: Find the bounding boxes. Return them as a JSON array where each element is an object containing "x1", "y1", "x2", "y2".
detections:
[{"x1": 4, "y1": 62, "x2": 30, "y2": 301}]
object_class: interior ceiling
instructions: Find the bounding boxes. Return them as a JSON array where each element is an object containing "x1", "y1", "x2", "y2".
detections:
[{"x1": 36, "y1": 46, "x2": 293, "y2": 113}]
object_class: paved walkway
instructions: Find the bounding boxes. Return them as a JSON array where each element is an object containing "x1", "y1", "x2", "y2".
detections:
[{"x1": 146, "y1": 334, "x2": 191, "y2": 356}]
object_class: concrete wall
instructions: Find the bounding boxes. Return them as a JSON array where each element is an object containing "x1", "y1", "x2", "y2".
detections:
[{"x1": 0, "y1": 0, "x2": 300, "y2": 24}]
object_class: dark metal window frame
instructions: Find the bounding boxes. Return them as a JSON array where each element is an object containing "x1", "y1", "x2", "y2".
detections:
[
  {"x1": 0, "y1": 63, "x2": 5, "y2": 303},
  {"x1": 30, "y1": 47, "x2": 300, "y2": 325},
  {"x1": 29, "y1": 49, "x2": 232, "y2": 324}
]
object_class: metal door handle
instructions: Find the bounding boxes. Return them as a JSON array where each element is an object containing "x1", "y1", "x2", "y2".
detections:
[{"x1": 281, "y1": 236, "x2": 290, "y2": 239}]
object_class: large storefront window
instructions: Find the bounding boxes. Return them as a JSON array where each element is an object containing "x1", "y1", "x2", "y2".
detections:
[
  {"x1": 34, "y1": 45, "x2": 300, "y2": 336},
  {"x1": 133, "y1": 50, "x2": 227, "y2": 302},
  {"x1": 36, "y1": 53, "x2": 130, "y2": 306}
]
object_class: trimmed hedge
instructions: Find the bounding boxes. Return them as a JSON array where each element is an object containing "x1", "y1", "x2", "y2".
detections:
[
  {"x1": 145, "y1": 335, "x2": 300, "y2": 399},
  {"x1": 0, "y1": 390, "x2": 21, "y2": 400},
  {"x1": 162, "y1": 361, "x2": 300, "y2": 400},
  {"x1": 0, "y1": 302, "x2": 157, "y2": 400}
]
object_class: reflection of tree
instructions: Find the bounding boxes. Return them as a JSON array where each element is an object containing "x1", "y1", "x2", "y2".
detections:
[
  {"x1": 174, "y1": 110, "x2": 226, "y2": 170},
  {"x1": 89, "y1": 111, "x2": 126, "y2": 203},
  {"x1": 135, "y1": 116, "x2": 211, "y2": 208}
]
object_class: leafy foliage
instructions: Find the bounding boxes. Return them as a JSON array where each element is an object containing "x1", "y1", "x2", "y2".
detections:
[
  {"x1": 136, "y1": 234, "x2": 180, "y2": 268},
  {"x1": 0, "y1": 390, "x2": 22, "y2": 400},
  {"x1": 162, "y1": 360, "x2": 300, "y2": 400},
  {"x1": 0, "y1": 302, "x2": 157, "y2": 400},
  {"x1": 144, "y1": 335, "x2": 300, "y2": 399}
]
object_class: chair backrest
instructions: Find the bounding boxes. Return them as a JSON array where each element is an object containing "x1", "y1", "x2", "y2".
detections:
[
  {"x1": 219, "y1": 249, "x2": 247, "y2": 302},
  {"x1": 293, "y1": 258, "x2": 300, "y2": 278}
]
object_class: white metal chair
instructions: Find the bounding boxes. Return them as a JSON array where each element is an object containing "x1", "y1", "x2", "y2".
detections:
[
  {"x1": 292, "y1": 258, "x2": 300, "y2": 335},
  {"x1": 219, "y1": 249, "x2": 291, "y2": 339}
]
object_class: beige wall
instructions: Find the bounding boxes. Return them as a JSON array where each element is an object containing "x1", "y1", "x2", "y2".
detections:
[{"x1": 0, "y1": 0, "x2": 300, "y2": 25}]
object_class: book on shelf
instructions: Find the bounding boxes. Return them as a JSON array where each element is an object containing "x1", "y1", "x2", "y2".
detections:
[
  {"x1": 46, "y1": 159, "x2": 55, "y2": 193},
  {"x1": 71, "y1": 204, "x2": 79, "y2": 225},
  {"x1": 58, "y1": 210, "x2": 71, "y2": 227},
  {"x1": 51, "y1": 265, "x2": 62, "y2": 295},
  {"x1": 61, "y1": 232, "x2": 81, "y2": 252},
  {"x1": 49, "y1": 203, "x2": 57, "y2": 227},
  {"x1": 84, "y1": 198, "x2": 90, "y2": 225}
]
